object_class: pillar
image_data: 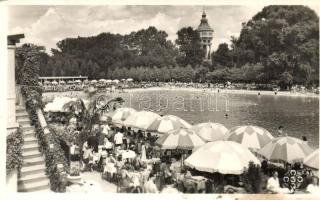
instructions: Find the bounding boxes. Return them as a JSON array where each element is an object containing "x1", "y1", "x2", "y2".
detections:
[{"x1": 7, "y1": 45, "x2": 19, "y2": 135}]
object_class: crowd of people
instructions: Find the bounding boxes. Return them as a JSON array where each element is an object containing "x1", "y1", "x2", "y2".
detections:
[{"x1": 65, "y1": 118, "x2": 319, "y2": 194}]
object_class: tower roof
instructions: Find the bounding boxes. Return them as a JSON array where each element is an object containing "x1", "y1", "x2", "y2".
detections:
[{"x1": 197, "y1": 11, "x2": 213, "y2": 32}]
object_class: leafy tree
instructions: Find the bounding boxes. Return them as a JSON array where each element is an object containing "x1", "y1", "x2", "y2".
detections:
[
  {"x1": 212, "y1": 43, "x2": 232, "y2": 68},
  {"x1": 231, "y1": 5, "x2": 319, "y2": 85},
  {"x1": 279, "y1": 71, "x2": 293, "y2": 89},
  {"x1": 176, "y1": 27, "x2": 205, "y2": 67}
]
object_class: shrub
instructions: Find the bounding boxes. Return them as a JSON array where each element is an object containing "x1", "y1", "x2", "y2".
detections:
[
  {"x1": 243, "y1": 161, "x2": 263, "y2": 193},
  {"x1": 6, "y1": 128, "x2": 23, "y2": 175}
]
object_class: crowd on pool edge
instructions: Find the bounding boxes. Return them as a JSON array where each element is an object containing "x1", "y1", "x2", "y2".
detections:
[{"x1": 57, "y1": 114, "x2": 320, "y2": 194}]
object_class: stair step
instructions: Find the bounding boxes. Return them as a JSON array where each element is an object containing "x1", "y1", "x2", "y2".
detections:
[
  {"x1": 23, "y1": 131, "x2": 35, "y2": 138},
  {"x1": 18, "y1": 179, "x2": 50, "y2": 192},
  {"x1": 19, "y1": 172, "x2": 48, "y2": 184},
  {"x1": 18, "y1": 119, "x2": 31, "y2": 126},
  {"x1": 22, "y1": 143, "x2": 39, "y2": 152},
  {"x1": 24, "y1": 157, "x2": 45, "y2": 166},
  {"x1": 24, "y1": 137, "x2": 38, "y2": 145},
  {"x1": 16, "y1": 108, "x2": 27, "y2": 114},
  {"x1": 21, "y1": 164, "x2": 46, "y2": 175},
  {"x1": 21, "y1": 125, "x2": 35, "y2": 132},
  {"x1": 22, "y1": 150, "x2": 42, "y2": 159},
  {"x1": 16, "y1": 112, "x2": 29, "y2": 118}
]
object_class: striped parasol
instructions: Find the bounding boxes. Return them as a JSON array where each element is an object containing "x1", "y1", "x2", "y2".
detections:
[
  {"x1": 184, "y1": 141, "x2": 260, "y2": 175},
  {"x1": 258, "y1": 136, "x2": 314, "y2": 164},
  {"x1": 303, "y1": 149, "x2": 319, "y2": 169},
  {"x1": 123, "y1": 111, "x2": 160, "y2": 130},
  {"x1": 224, "y1": 126, "x2": 274, "y2": 149},
  {"x1": 155, "y1": 128, "x2": 205, "y2": 150},
  {"x1": 147, "y1": 115, "x2": 191, "y2": 133},
  {"x1": 109, "y1": 107, "x2": 137, "y2": 124},
  {"x1": 191, "y1": 122, "x2": 228, "y2": 142}
]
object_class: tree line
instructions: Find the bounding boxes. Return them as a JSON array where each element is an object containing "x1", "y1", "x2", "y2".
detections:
[{"x1": 33, "y1": 6, "x2": 318, "y2": 89}]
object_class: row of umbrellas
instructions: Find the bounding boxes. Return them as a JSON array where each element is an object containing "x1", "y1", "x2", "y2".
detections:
[
  {"x1": 43, "y1": 78, "x2": 134, "y2": 85},
  {"x1": 44, "y1": 80, "x2": 83, "y2": 85},
  {"x1": 106, "y1": 107, "x2": 318, "y2": 174}
]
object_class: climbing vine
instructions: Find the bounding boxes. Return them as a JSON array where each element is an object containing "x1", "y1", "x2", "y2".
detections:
[
  {"x1": 6, "y1": 128, "x2": 23, "y2": 175},
  {"x1": 16, "y1": 44, "x2": 68, "y2": 192}
]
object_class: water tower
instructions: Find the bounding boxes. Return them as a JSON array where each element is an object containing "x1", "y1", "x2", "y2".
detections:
[{"x1": 197, "y1": 10, "x2": 214, "y2": 61}]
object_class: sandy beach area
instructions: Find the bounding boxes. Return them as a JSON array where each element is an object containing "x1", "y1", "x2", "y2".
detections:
[
  {"x1": 124, "y1": 87, "x2": 319, "y2": 98},
  {"x1": 42, "y1": 87, "x2": 319, "y2": 102}
]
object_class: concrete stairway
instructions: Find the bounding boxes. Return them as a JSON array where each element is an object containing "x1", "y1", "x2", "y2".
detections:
[{"x1": 16, "y1": 105, "x2": 51, "y2": 192}]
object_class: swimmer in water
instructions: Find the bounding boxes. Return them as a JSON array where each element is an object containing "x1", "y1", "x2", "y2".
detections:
[{"x1": 225, "y1": 113, "x2": 228, "y2": 119}]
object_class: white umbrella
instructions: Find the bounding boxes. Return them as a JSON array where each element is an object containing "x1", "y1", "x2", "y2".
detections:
[
  {"x1": 258, "y1": 136, "x2": 314, "y2": 164},
  {"x1": 123, "y1": 111, "x2": 160, "y2": 130},
  {"x1": 155, "y1": 128, "x2": 205, "y2": 150},
  {"x1": 91, "y1": 80, "x2": 97, "y2": 83},
  {"x1": 112, "y1": 79, "x2": 119, "y2": 83},
  {"x1": 67, "y1": 80, "x2": 74, "y2": 84},
  {"x1": 127, "y1": 78, "x2": 133, "y2": 82},
  {"x1": 224, "y1": 126, "x2": 274, "y2": 150},
  {"x1": 147, "y1": 115, "x2": 191, "y2": 133},
  {"x1": 99, "y1": 79, "x2": 106, "y2": 82},
  {"x1": 59, "y1": 80, "x2": 66, "y2": 84},
  {"x1": 185, "y1": 141, "x2": 261, "y2": 174},
  {"x1": 51, "y1": 81, "x2": 58, "y2": 85},
  {"x1": 191, "y1": 122, "x2": 228, "y2": 142},
  {"x1": 303, "y1": 149, "x2": 319, "y2": 169},
  {"x1": 74, "y1": 80, "x2": 81, "y2": 83},
  {"x1": 44, "y1": 80, "x2": 50, "y2": 84},
  {"x1": 44, "y1": 96, "x2": 78, "y2": 112},
  {"x1": 106, "y1": 80, "x2": 112, "y2": 83},
  {"x1": 109, "y1": 107, "x2": 137, "y2": 123}
]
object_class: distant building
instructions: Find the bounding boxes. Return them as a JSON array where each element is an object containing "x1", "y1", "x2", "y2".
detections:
[{"x1": 197, "y1": 10, "x2": 214, "y2": 61}]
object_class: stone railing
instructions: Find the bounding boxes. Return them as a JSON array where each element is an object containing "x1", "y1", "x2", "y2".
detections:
[{"x1": 36, "y1": 109, "x2": 50, "y2": 135}]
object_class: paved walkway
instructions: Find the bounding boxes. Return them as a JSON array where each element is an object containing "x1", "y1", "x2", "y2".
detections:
[{"x1": 81, "y1": 171, "x2": 117, "y2": 193}]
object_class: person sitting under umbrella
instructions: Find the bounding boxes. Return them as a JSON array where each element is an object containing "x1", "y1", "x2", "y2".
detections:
[
  {"x1": 306, "y1": 176, "x2": 320, "y2": 194},
  {"x1": 143, "y1": 175, "x2": 159, "y2": 193},
  {"x1": 267, "y1": 171, "x2": 293, "y2": 194}
]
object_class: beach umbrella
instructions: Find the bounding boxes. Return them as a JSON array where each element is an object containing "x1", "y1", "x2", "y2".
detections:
[
  {"x1": 106, "y1": 79, "x2": 112, "y2": 83},
  {"x1": 67, "y1": 80, "x2": 74, "y2": 84},
  {"x1": 121, "y1": 79, "x2": 126, "y2": 81},
  {"x1": 191, "y1": 122, "x2": 228, "y2": 142},
  {"x1": 91, "y1": 80, "x2": 97, "y2": 83},
  {"x1": 51, "y1": 80, "x2": 58, "y2": 85},
  {"x1": 59, "y1": 80, "x2": 66, "y2": 84},
  {"x1": 258, "y1": 136, "x2": 314, "y2": 164},
  {"x1": 127, "y1": 78, "x2": 133, "y2": 82},
  {"x1": 303, "y1": 149, "x2": 319, "y2": 169},
  {"x1": 147, "y1": 115, "x2": 191, "y2": 133},
  {"x1": 112, "y1": 79, "x2": 119, "y2": 83},
  {"x1": 184, "y1": 141, "x2": 260, "y2": 175},
  {"x1": 155, "y1": 128, "x2": 205, "y2": 150},
  {"x1": 99, "y1": 79, "x2": 106, "y2": 82},
  {"x1": 224, "y1": 126, "x2": 274, "y2": 150},
  {"x1": 44, "y1": 80, "x2": 50, "y2": 84},
  {"x1": 123, "y1": 111, "x2": 160, "y2": 130},
  {"x1": 44, "y1": 96, "x2": 78, "y2": 112},
  {"x1": 109, "y1": 107, "x2": 137, "y2": 123},
  {"x1": 74, "y1": 80, "x2": 81, "y2": 83}
]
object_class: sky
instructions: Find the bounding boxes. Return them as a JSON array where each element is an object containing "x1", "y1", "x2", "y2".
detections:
[{"x1": 8, "y1": 5, "x2": 319, "y2": 54}]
